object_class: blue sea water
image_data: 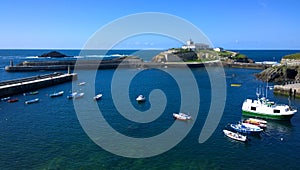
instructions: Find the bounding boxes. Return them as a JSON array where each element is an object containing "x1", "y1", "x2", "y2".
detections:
[{"x1": 0, "y1": 50, "x2": 300, "y2": 169}]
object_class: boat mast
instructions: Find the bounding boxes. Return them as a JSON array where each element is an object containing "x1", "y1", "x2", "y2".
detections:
[
  {"x1": 256, "y1": 87, "x2": 260, "y2": 99},
  {"x1": 266, "y1": 82, "x2": 268, "y2": 99}
]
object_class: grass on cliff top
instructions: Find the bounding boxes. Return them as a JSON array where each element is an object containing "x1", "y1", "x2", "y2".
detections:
[
  {"x1": 233, "y1": 53, "x2": 247, "y2": 59},
  {"x1": 283, "y1": 53, "x2": 300, "y2": 59}
]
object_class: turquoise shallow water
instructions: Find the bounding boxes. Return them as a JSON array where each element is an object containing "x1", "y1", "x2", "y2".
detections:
[{"x1": 1, "y1": 50, "x2": 300, "y2": 169}]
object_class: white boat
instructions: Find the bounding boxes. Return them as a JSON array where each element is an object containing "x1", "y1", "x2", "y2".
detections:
[
  {"x1": 25, "y1": 98, "x2": 39, "y2": 104},
  {"x1": 173, "y1": 112, "x2": 192, "y2": 120},
  {"x1": 136, "y1": 95, "x2": 146, "y2": 102},
  {"x1": 78, "y1": 82, "x2": 86, "y2": 86},
  {"x1": 223, "y1": 129, "x2": 247, "y2": 142},
  {"x1": 67, "y1": 92, "x2": 78, "y2": 99},
  {"x1": 74, "y1": 92, "x2": 84, "y2": 99},
  {"x1": 50, "y1": 91, "x2": 64, "y2": 98},
  {"x1": 93, "y1": 93, "x2": 102, "y2": 100},
  {"x1": 1, "y1": 97, "x2": 11, "y2": 101},
  {"x1": 242, "y1": 89, "x2": 297, "y2": 120}
]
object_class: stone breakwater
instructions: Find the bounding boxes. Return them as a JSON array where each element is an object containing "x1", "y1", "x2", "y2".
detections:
[
  {"x1": 274, "y1": 82, "x2": 300, "y2": 98},
  {"x1": 5, "y1": 60, "x2": 272, "y2": 72},
  {"x1": 0, "y1": 72, "x2": 77, "y2": 98}
]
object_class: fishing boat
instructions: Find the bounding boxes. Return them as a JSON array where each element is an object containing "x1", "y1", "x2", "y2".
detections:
[
  {"x1": 1, "y1": 97, "x2": 10, "y2": 101},
  {"x1": 242, "y1": 88, "x2": 297, "y2": 120},
  {"x1": 242, "y1": 97, "x2": 297, "y2": 120},
  {"x1": 136, "y1": 95, "x2": 146, "y2": 102},
  {"x1": 7, "y1": 98, "x2": 19, "y2": 103},
  {"x1": 223, "y1": 129, "x2": 247, "y2": 142},
  {"x1": 243, "y1": 118, "x2": 267, "y2": 128},
  {"x1": 74, "y1": 92, "x2": 84, "y2": 99},
  {"x1": 173, "y1": 112, "x2": 192, "y2": 121},
  {"x1": 93, "y1": 93, "x2": 102, "y2": 100},
  {"x1": 230, "y1": 122, "x2": 263, "y2": 134},
  {"x1": 25, "y1": 98, "x2": 39, "y2": 104},
  {"x1": 67, "y1": 92, "x2": 78, "y2": 99},
  {"x1": 50, "y1": 91, "x2": 64, "y2": 98}
]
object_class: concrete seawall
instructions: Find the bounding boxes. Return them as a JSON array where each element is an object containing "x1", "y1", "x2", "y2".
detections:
[
  {"x1": 274, "y1": 83, "x2": 300, "y2": 98},
  {"x1": 0, "y1": 72, "x2": 77, "y2": 98},
  {"x1": 5, "y1": 60, "x2": 272, "y2": 71},
  {"x1": 222, "y1": 62, "x2": 272, "y2": 69}
]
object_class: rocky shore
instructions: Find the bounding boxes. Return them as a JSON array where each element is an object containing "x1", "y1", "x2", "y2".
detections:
[{"x1": 255, "y1": 53, "x2": 300, "y2": 83}]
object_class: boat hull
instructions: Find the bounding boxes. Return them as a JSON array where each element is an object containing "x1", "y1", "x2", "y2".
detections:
[
  {"x1": 223, "y1": 130, "x2": 247, "y2": 142},
  {"x1": 242, "y1": 110, "x2": 294, "y2": 120}
]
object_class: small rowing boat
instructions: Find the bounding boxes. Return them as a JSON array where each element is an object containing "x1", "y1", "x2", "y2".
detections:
[{"x1": 223, "y1": 129, "x2": 247, "y2": 142}]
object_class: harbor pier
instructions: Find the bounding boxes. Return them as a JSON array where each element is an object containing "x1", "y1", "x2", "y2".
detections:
[
  {"x1": 274, "y1": 82, "x2": 300, "y2": 98},
  {"x1": 0, "y1": 72, "x2": 77, "y2": 98}
]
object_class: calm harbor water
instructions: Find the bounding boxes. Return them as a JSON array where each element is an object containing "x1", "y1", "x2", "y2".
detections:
[{"x1": 1, "y1": 50, "x2": 300, "y2": 169}]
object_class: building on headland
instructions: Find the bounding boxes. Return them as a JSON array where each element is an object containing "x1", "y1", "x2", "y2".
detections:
[
  {"x1": 213, "y1": 47, "x2": 224, "y2": 52},
  {"x1": 181, "y1": 39, "x2": 210, "y2": 51}
]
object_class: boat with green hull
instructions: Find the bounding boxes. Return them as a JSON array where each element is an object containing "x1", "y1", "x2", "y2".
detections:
[
  {"x1": 242, "y1": 110, "x2": 294, "y2": 120},
  {"x1": 242, "y1": 89, "x2": 297, "y2": 120}
]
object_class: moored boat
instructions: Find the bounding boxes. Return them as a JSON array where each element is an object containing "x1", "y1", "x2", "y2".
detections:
[
  {"x1": 1, "y1": 97, "x2": 11, "y2": 101},
  {"x1": 223, "y1": 129, "x2": 247, "y2": 142},
  {"x1": 230, "y1": 122, "x2": 263, "y2": 134},
  {"x1": 25, "y1": 98, "x2": 39, "y2": 104},
  {"x1": 74, "y1": 92, "x2": 84, "y2": 99},
  {"x1": 247, "y1": 118, "x2": 267, "y2": 124},
  {"x1": 231, "y1": 83, "x2": 241, "y2": 87},
  {"x1": 93, "y1": 93, "x2": 102, "y2": 100},
  {"x1": 136, "y1": 95, "x2": 146, "y2": 102},
  {"x1": 78, "y1": 82, "x2": 86, "y2": 86},
  {"x1": 50, "y1": 91, "x2": 64, "y2": 98},
  {"x1": 173, "y1": 112, "x2": 192, "y2": 121},
  {"x1": 67, "y1": 92, "x2": 78, "y2": 99},
  {"x1": 7, "y1": 98, "x2": 18, "y2": 103},
  {"x1": 243, "y1": 118, "x2": 267, "y2": 128},
  {"x1": 242, "y1": 90, "x2": 297, "y2": 120},
  {"x1": 29, "y1": 91, "x2": 39, "y2": 95}
]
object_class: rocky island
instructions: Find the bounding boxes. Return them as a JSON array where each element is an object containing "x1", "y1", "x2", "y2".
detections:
[
  {"x1": 38, "y1": 51, "x2": 69, "y2": 58},
  {"x1": 152, "y1": 39, "x2": 253, "y2": 64}
]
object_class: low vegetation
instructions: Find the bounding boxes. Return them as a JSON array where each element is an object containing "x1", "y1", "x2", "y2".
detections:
[{"x1": 283, "y1": 53, "x2": 300, "y2": 60}]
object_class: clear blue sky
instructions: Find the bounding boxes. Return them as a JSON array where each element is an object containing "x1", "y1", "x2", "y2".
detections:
[{"x1": 0, "y1": 0, "x2": 299, "y2": 49}]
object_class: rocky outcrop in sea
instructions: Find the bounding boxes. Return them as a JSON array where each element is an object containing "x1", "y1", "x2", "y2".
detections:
[
  {"x1": 39, "y1": 51, "x2": 68, "y2": 58},
  {"x1": 255, "y1": 65, "x2": 300, "y2": 82}
]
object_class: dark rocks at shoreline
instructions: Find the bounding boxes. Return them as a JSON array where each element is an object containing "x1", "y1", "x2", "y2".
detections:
[
  {"x1": 39, "y1": 51, "x2": 69, "y2": 58},
  {"x1": 255, "y1": 65, "x2": 300, "y2": 82}
]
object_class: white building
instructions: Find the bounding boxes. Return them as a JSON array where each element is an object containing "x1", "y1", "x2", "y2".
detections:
[
  {"x1": 182, "y1": 39, "x2": 210, "y2": 51},
  {"x1": 213, "y1": 47, "x2": 224, "y2": 52}
]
